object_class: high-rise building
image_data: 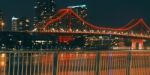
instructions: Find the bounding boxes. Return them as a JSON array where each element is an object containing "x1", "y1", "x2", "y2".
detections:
[
  {"x1": 12, "y1": 17, "x2": 31, "y2": 32},
  {"x1": 67, "y1": 4, "x2": 88, "y2": 30},
  {"x1": 34, "y1": 0, "x2": 56, "y2": 22},
  {"x1": 12, "y1": 17, "x2": 19, "y2": 31},
  {"x1": 0, "y1": 10, "x2": 3, "y2": 19},
  {"x1": 67, "y1": 4, "x2": 88, "y2": 19},
  {"x1": 0, "y1": 10, "x2": 5, "y2": 31},
  {"x1": 18, "y1": 17, "x2": 31, "y2": 32}
]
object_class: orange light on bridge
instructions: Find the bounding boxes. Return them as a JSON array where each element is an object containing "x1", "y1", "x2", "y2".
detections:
[{"x1": 58, "y1": 36, "x2": 74, "y2": 44}]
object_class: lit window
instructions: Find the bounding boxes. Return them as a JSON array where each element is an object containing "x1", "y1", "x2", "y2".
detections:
[
  {"x1": 25, "y1": 19, "x2": 30, "y2": 22},
  {"x1": 34, "y1": 6, "x2": 38, "y2": 8}
]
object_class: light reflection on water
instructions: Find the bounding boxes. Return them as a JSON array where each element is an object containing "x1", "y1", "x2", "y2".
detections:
[
  {"x1": 0, "y1": 53, "x2": 54, "y2": 75},
  {"x1": 0, "y1": 50, "x2": 150, "y2": 75}
]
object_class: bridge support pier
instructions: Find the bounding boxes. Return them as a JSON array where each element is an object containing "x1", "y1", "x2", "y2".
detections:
[
  {"x1": 131, "y1": 39, "x2": 137, "y2": 50},
  {"x1": 139, "y1": 39, "x2": 144, "y2": 49},
  {"x1": 131, "y1": 39, "x2": 144, "y2": 50}
]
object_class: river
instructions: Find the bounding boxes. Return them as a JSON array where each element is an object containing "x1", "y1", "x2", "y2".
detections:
[{"x1": 0, "y1": 50, "x2": 150, "y2": 75}]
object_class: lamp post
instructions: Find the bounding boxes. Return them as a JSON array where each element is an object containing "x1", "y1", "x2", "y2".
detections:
[
  {"x1": 0, "y1": 21, "x2": 5, "y2": 31},
  {"x1": 18, "y1": 41, "x2": 22, "y2": 49}
]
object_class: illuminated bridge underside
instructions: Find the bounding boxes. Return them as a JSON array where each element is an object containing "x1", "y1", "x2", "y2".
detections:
[
  {"x1": 0, "y1": 50, "x2": 150, "y2": 75},
  {"x1": 40, "y1": 31, "x2": 150, "y2": 39}
]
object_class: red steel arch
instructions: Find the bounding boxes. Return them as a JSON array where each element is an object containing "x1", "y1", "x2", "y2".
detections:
[{"x1": 43, "y1": 9, "x2": 150, "y2": 32}]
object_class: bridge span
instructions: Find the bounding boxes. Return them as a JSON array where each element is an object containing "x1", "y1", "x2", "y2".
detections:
[{"x1": 34, "y1": 9, "x2": 150, "y2": 50}]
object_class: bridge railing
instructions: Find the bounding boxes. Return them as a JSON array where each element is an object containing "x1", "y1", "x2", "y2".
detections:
[{"x1": 0, "y1": 50, "x2": 150, "y2": 75}]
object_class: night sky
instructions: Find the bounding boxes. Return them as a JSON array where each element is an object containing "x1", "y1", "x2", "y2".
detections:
[{"x1": 0, "y1": 0, "x2": 150, "y2": 29}]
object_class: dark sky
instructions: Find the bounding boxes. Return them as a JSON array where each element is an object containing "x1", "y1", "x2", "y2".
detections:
[{"x1": 0, "y1": 0, "x2": 150, "y2": 29}]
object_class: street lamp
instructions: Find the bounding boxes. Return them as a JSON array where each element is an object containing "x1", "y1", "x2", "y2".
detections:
[
  {"x1": 0, "y1": 21, "x2": 5, "y2": 31},
  {"x1": 18, "y1": 41, "x2": 22, "y2": 49}
]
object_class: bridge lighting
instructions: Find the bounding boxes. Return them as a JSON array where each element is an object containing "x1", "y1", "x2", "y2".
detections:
[
  {"x1": 99, "y1": 36, "x2": 103, "y2": 39},
  {"x1": 46, "y1": 30, "x2": 48, "y2": 32},
  {"x1": 113, "y1": 32, "x2": 117, "y2": 34},
  {"x1": 60, "y1": 28, "x2": 64, "y2": 31},
  {"x1": 90, "y1": 30, "x2": 94, "y2": 33},
  {"x1": 55, "y1": 30, "x2": 58, "y2": 32},
  {"x1": 75, "y1": 29, "x2": 79, "y2": 32},
  {"x1": 68, "y1": 28, "x2": 72, "y2": 32},
  {"x1": 115, "y1": 37, "x2": 119, "y2": 39},
  {"x1": 124, "y1": 32, "x2": 128, "y2": 35},
  {"x1": 35, "y1": 40, "x2": 46, "y2": 43},
  {"x1": 96, "y1": 30, "x2": 100, "y2": 32},
  {"x1": 83, "y1": 29, "x2": 87, "y2": 32},
  {"x1": 131, "y1": 31, "x2": 134, "y2": 34},
  {"x1": 108, "y1": 31, "x2": 111, "y2": 33},
  {"x1": 51, "y1": 28, "x2": 55, "y2": 31},
  {"x1": 102, "y1": 30, "x2": 105, "y2": 33}
]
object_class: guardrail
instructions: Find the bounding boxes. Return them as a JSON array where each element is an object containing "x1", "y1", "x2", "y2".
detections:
[{"x1": 0, "y1": 50, "x2": 150, "y2": 75}]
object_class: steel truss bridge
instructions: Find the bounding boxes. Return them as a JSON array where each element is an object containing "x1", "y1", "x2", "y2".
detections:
[{"x1": 35, "y1": 9, "x2": 150, "y2": 49}]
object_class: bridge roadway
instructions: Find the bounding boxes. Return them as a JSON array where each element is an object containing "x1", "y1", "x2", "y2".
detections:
[
  {"x1": 0, "y1": 31, "x2": 150, "y2": 39},
  {"x1": 40, "y1": 30, "x2": 150, "y2": 39},
  {"x1": 0, "y1": 50, "x2": 150, "y2": 75},
  {"x1": 1, "y1": 31, "x2": 149, "y2": 50}
]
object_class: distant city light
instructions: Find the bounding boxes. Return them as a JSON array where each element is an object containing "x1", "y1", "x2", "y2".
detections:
[
  {"x1": 68, "y1": 4, "x2": 86, "y2": 8},
  {"x1": 1, "y1": 22, "x2": 5, "y2": 26},
  {"x1": 12, "y1": 16, "x2": 18, "y2": 20}
]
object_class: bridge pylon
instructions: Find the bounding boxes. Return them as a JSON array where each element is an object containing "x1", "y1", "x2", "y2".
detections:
[{"x1": 131, "y1": 39, "x2": 144, "y2": 50}]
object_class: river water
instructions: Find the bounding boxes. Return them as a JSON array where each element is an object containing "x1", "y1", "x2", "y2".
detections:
[{"x1": 0, "y1": 50, "x2": 150, "y2": 75}]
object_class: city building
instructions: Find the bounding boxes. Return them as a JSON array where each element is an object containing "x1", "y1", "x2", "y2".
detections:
[
  {"x1": 0, "y1": 10, "x2": 3, "y2": 19},
  {"x1": 12, "y1": 17, "x2": 31, "y2": 32},
  {"x1": 67, "y1": 4, "x2": 88, "y2": 30},
  {"x1": 34, "y1": 0, "x2": 56, "y2": 22},
  {"x1": 33, "y1": 0, "x2": 56, "y2": 31},
  {"x1": 17, "y1": 17, "x2": 31, "y2": 31},
  {"x1": 67, "y1": 4, "x2": 88, "y2": 19},
  {"x1": 12, "y1": 17, "x2": 19, "y2": 31},
  {"x1": 0, "y1": 10, "x2": 5, "y2": 31}
]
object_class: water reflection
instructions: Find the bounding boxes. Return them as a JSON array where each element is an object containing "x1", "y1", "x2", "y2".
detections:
[
  {"x1": 0, "y1": 51, "x2": 150, "y2": 75},
  {"x1": 0, "y1": 53, "x2": 54, "y2": 75},
  {"x1": 0, "y1": 53, "x2": 6, "y2": 75}
]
